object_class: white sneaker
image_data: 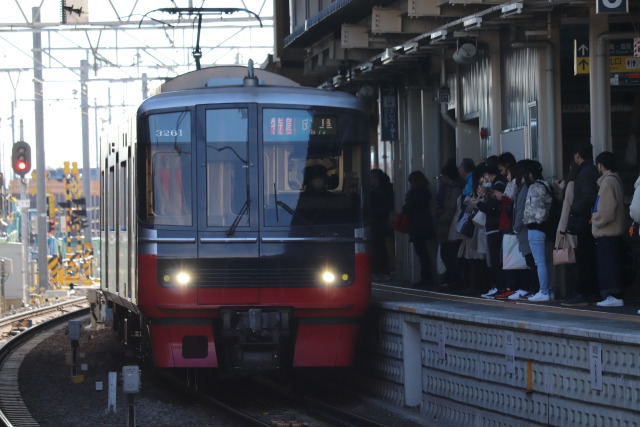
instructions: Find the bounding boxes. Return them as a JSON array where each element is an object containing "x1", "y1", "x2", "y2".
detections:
[
  {"x1": 527, "y1": 291, "x2": 550, "y2": 302},
  {"x1": 508, "y1": 289, "x2": 528, "y2": 300},
  {"x1": 596, "y1": 295, "x2": 623, "y2": 307},
  {"x1": 481, "y1": 287, "x2": 498, "y2": 299}
]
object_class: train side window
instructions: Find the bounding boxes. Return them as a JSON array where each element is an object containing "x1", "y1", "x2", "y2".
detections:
[
  {"x1": 205, "y1": 108, "x2": 249, "y2": 227},
  {"x1": 119, "y1": 161, "x2": 127, "y2": 231},
  {"x1": 142, "y1": 111, "x2": 193, "y2": 226},
  {"x1": 108, "y1": 166, "x2": 115, "y2": 231}
]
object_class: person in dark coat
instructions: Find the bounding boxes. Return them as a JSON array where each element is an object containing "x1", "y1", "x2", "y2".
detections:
[
  {"x1": 370, "y1": 169, "x2": 394, "y2": 278},
  {"x1": 401, "y1": 170, "x2": 436, "y2": 286},
  {"x1": 562, "y1": 142, "x2": 600, "y2": 306},
  {"x1": 471, "y1": 156, "x2": 506, "y2": 297}
]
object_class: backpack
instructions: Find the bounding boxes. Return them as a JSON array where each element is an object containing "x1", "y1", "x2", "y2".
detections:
[{"x1": 540, "y1": 181, "x2": 561, "y2": 240}]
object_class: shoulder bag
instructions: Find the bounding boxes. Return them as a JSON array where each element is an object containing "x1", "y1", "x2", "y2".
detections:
[{"x1": 553, "y1": 234, "x2": 576, "y2": 265}]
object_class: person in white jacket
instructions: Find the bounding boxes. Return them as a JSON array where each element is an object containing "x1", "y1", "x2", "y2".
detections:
[{"x1": 629, "y1": 174, "x2": 640, "y2": 224}]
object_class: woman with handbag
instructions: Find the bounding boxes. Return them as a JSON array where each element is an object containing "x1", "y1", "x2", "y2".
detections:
[
  {"x1": 401, "y1": 171, "x2": 436, "y2": 287},
  {"x1": 554, "y1": 161, "x2": 579, "y2": 250},
  {"x1": 553, "y1": 162, "x2": 578, "y2": 273}
]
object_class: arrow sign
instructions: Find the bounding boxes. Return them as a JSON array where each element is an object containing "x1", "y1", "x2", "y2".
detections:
[
  {"x1": 578, "y1": 59, "x2": 589, "y2": 71},
  {"x1": 578, "y1": 44, "x2": 588, "y2": 56}
]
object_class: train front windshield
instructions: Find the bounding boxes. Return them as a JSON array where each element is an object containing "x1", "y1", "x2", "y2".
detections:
[
  {"x1": 262, "y1": 108, "x2": 366, "y2": 229},
  {"x1": 140, "y1": 105, "x2": 367, "y2": 232}
]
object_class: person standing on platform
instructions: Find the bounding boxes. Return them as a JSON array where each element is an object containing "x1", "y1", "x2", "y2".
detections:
[
  {"x1": 523, "y1": 160, "x2": 554, "y2": 301},
  {"x1": 473, "y1": 156, "x2": 506, "y2": 298},
  {"x1": 492, "y1": 152, "x2": 522, "y2": 300},
  {"x1": 401, "y1": 171, "x2": 436, "y2": 287},
  {"x1": 629, "y1": 172, "x2": 640, "y2": 226},
  {"x1": 591, "y1": 152, "x2": 626, "y2": 307},
  {"x1": 370, "y1": 169, "x2": 394, "y2": 280},
  {"x1": 508, "y1": 159, "x2": 538, "y2": 299},
  {"x1": 436, "y1": 162, "x2": 464, "y2": 288},
  {"x1": 562, "y1": 142, "x2": 601, "y2": 306},
  {"x1": 553, "y1": 161, "x2": 579, "y2": 299}
]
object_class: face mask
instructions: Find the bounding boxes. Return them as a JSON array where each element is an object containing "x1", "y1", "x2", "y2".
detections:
[{"x1": 482, "y1": 182, "x2": 491, "y2": 188}]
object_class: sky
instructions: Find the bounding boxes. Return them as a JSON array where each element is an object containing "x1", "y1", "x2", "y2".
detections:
[{"x1": 0, "y1": 0, "x2": 274, "y2": 177}]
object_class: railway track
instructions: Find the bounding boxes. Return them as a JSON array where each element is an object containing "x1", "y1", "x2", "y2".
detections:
[
  {"x1": 157, "y1": 369, "x2": 392, "y2": 427},
  {"x1": 0, "y1": 299, "x2": 89, "y2": 427},
  {"x1": 0, "y1": 297, "x2": 90, "y2": 346}
]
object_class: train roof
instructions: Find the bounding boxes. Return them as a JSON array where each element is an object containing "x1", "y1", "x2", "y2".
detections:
[
  {"x1": 140, "y1": 66, "x2": 365, "y2": 115},
  {"x1": 158, "y1": 65, "x2": 300, "y2": 92}
]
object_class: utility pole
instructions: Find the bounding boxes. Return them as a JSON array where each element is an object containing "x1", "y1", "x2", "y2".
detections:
[
  {"x1": 33, "y1": 7, "x2": 48, "y2": 293},
  {"x1": 81, "y1": 60, "x2": 92, "y2": 247}
]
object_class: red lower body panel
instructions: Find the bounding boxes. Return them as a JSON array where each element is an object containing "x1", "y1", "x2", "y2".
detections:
[
  {"x1": 292, "y1": 323, "x2": 359, "y2": 366},
  {"x1": 149, "y1": 324, "x2": 218, "y2": 368}
]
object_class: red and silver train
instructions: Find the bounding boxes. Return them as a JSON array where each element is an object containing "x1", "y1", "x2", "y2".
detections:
[{"x1": 100, "y1": 63, "x2": 372, "y2": 371}]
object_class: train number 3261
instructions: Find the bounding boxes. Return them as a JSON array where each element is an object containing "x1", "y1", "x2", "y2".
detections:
[{"x1": 155, "y1": 129, "x2": 183, "y2": 137}]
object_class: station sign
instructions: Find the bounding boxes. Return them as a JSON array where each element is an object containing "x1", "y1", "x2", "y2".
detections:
[
  {"x1": 574, "y1": 39, "x2": 640, "y2": 85},
  {"x1": 380, "y1": 83, "x2": 398, "y2": 142}
]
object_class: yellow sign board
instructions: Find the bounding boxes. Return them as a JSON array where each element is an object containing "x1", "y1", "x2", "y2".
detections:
[
  {"x1": 575, "y1": 39, "x2": 640, "y2": 76},
  {"x1": 575, "y1": 56, "x2": 640, "y2": 75},
  {"x1": 575, "y1": 57, "x2": 589, "y2": 74}
]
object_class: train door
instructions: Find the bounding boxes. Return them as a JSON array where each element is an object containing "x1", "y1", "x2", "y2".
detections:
[{"x1": 195, "y1": 104, "x2": 260, "y2": 305}]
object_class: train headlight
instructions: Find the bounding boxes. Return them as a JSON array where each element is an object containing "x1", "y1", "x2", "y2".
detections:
[
  {"x1": 176, "y1": 272, "x2": 191, "y2": 286},
  {"x1": 322, "y1": 271, "x2": 336, "y2": 285}
]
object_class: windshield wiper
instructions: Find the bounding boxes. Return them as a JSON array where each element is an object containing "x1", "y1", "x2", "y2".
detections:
[{"x1": 226, "y1": 186, "x2": 250, "y2": 236}]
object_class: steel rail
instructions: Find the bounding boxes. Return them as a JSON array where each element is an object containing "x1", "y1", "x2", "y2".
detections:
[{"x1": 0, "y1": 305, "x2": 90, "y2": 427}]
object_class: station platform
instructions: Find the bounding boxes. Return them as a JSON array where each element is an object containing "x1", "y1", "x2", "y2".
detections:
[{"x1": 350, "y1": 281, "x2": 640, "y2": 426}]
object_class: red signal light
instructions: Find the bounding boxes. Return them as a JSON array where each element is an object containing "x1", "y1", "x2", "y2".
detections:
[{"x1": 11, "y1": 141, "x2": 31, "y2": 177}]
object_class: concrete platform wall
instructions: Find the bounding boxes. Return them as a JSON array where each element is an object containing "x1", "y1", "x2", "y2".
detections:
[{"x1": 355, "y1": 302, "x2": 640, "y2": 426}]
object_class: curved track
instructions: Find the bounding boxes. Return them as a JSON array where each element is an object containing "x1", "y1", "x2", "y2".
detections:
[{"x1": 0, "y1": 301, "x2": 89, "y2": 427}]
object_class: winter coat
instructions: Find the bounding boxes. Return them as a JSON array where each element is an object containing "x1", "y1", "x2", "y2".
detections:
[
  {"x1": 524, "y1": 180, "x2": 552, "y2": 229},
  {"x1": 401, "y1": 186, "x2": 436, "y2": 242},
  {"x1": 570, "y1": 160, "x2": 599, "y2": 220},
  {"x1": 476, "y1": 176, "x2": 506, "y2": 233},
  {"x1": 591, "y1": 171, "x2": 626, "y2": 238},
  {"x1": 512, "y1": 182, "x2": 532, "y2": 256},
  {"x1": 629, "y1": 175, "x2": 640, "y2": 223},
  {"x1": 498, "y1": 180, "x2": 517, "y2": 232},
  {"x1": 436, "y1": 179, "x2": 464, "y2": 242},
  {"x1": 555, "y1": 180, "x2": 578, "y2": 249}
]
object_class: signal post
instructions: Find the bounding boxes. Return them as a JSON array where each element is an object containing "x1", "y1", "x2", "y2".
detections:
[{"x1": 12, "y1": 140, "x2": 32, "y2": 306}]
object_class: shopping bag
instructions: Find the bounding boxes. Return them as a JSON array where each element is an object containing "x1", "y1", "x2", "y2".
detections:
[
  {"x1": 472, "y1": 210, "x2": 486, "y2": 228},
  {"x1": 392, "y1": 213, "x2": 410, "y2": 234},
  {"x1": 456, "y1": 211, "x2": 475, "y2": 238},
  {"x1": 502, "y1": 233, "x2": 527, "y2": 270},
  {"x1": 553, "y1": 234, "x2": 576, "y2": 265},
  {"x1": 436, "y1": 244, "x2": 447, "y2": 275}
]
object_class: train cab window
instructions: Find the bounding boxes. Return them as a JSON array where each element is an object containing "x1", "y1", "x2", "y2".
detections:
[
  {"x1": 141, "y1": 111, "x2": 193, "y2": 226},
  {"x1": 205, "y1": 108, "x2": 249, "y2": 227},
  {"x1": 262, "y1": 108, "x2": 367, "y2": 228}
]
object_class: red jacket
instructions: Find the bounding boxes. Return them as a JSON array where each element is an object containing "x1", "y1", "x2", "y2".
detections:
[{"x1": 498, "y1": 196, "x2": 513, "y2": 231}]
